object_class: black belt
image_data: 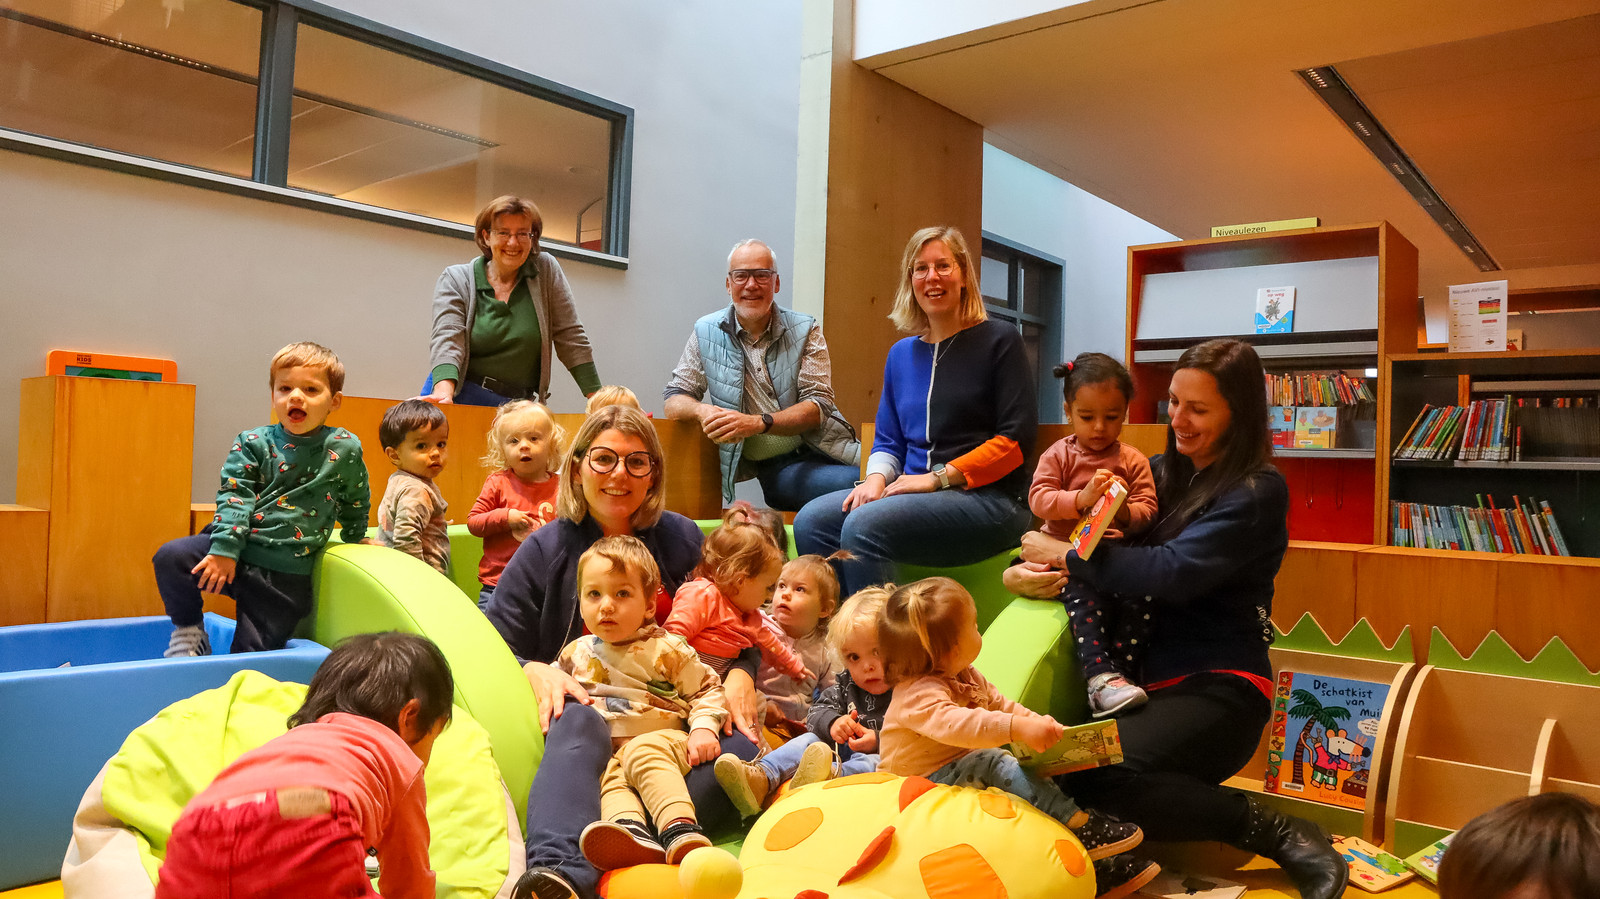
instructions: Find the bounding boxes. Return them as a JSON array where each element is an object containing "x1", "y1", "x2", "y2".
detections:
[{"x1": 466, "y1": 372, "x2": 533, "y2": 400}]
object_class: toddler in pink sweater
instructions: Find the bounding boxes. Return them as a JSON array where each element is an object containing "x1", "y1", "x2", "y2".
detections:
[{"x1": 1028, "y1": 353, "x2": 1158, "y2": 718}]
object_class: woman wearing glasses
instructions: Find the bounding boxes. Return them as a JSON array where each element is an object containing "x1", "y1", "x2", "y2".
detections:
[
  {"x1": 485, "y1": 405, "x2": 762, "y2": 899},
  {"x1": 794, "y1": 226, "x2": 1038, "y2": 595},
  {"x1": 420, "y1": 195, "x2": 602, "y2": 406}
]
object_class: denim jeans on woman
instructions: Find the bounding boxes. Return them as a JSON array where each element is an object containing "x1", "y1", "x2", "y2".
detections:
[{"x1": 793, "y1": 485, "x2": 1031, "y2": 595}]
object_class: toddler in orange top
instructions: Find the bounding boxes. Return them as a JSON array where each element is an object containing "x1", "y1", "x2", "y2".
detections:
[
  {"x1": 1027, "y1": 353, "x2": 1159, "y2": 719},
  {"x1": 468, "y1": 400, "x2": 565, "y2": 611},
  {"x1": 877, "y1": 577, "x2": 1159, "y2": 897},
  {"x1": 665, "y1": 516, "x2": 812, "y2": 683},
  {"x1": 155, "y1": 632, "x2": 453, "y2": 899}
]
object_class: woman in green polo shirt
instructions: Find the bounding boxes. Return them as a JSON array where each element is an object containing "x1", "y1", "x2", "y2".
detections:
[{"x1": 421, "y1": 195, "x2": 602, "y2": 406}]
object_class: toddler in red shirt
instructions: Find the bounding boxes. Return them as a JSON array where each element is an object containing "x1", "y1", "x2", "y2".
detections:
[{"x1": 469, "y1": 400, "x2": 565, "y2": 610}]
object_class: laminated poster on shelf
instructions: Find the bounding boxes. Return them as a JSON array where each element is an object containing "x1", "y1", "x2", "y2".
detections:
[
  {"x1": 1447, "y1": 279, "x2": 1508, "y2": 353},
  {"x1": 1255, "y1": 285, "x2": 1295, "y2": 334}
]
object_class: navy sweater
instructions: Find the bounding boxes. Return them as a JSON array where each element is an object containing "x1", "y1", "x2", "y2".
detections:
[
  {"x1": 486, "y1": 513, "x2": 705, "y2": 666},
  {"x1": 1064, "y1": 461, "x2": 1288, "y2": 685},
  {"x1": 806, "y1": 670, "x2": 893, "y2": 747},
  {"x1": 869, "y1": 319, "x2": 1038, "y2": 499}
]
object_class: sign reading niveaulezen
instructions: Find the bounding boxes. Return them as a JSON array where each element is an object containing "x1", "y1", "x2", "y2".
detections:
[{"x1": 1210, "y1": 217, "x2": 1320, "y2": 238}]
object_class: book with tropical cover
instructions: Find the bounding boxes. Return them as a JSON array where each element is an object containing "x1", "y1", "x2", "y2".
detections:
[
  {"x1": 1263, "y1": 671, "x2": 1391, "y2": 810},
  {"x1": 1334, "y1": 836, "x2": 1415, "y2": 892},
  {"x1": 1069, "y1": 479, "x2": 1128, "y2": 560},
  {"x1": 1008, "y1": 718, "x2": 1123, "y2": 777}
]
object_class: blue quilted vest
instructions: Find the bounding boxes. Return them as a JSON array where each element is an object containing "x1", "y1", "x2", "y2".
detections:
[{"x1": 695, "y1": 305, "x2": 811, "y2": 503}]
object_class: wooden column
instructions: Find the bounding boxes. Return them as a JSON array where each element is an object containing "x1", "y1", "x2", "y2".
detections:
[
  {"x1": 798, "y1": 0, "x2": 985, "y2": 427},
  {"x1": 17, "y1": 377, "x2": 194, "y2": 621},
  {"x1": 0, "y1": 505, "x2": 49, "y2": 625}
]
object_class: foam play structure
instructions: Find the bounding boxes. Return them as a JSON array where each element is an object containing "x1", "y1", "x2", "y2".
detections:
[
  {"x1": 0, "y1": 614, "x2": 328, "y2": 890},
  {"x1": 61, "y1": 670, "x2": 519, "y2": 899},
  {"x1": 596, "y1": 774, "x2": 1097, "y2": 899}
]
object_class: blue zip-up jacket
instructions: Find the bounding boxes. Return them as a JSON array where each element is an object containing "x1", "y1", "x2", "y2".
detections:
[
  {"x1": 1064, "y1": 459, "x2": 1288, "y2": 685},
  {"x1": 867, "y1": 319, "x2": 1037, "y2": 499}
]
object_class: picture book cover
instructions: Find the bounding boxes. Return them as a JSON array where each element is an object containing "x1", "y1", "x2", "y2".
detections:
[
  {"x1": 1135, "y1": 870, "x2": 1245, "y2": 899},
  {"x1": 1069, "y1": 479, "x2": 1128, "y2": 560},
  {"x1": 1009, "y1": 718, "x2": 1123, "y2": 778},
  {"x1": 1403, "y1": 833, "x2": 1453, "y2": 884},
  {"x1": 1269, "y1": 405, "x2": 1296, "y2": 448},
  {"x1": 1263, "y1": 671, "x2": 1390, "y2": 810},
  {"x1": 1294, "y1": 406, "x2": 1338, "y2": 449},
  {"x1": 1256, "y1": 285, "x2": 1296, "y2": 334},
  {"x1": 1333, "y1": 836, "x2": 1415, "y2": 892}
]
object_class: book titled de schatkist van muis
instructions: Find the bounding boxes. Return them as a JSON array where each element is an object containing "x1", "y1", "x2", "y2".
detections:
[{"x1": 1263, "y1": 671, "x2": 1390, "y2": 810}]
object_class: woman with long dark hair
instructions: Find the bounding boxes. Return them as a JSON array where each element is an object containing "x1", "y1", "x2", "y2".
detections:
[{"x1": 1008, "y1": 338, "x2": 1347, "y2": 899}]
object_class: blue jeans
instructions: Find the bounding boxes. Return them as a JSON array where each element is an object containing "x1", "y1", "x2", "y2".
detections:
[
  {"x1": 420, "y1": 372, "x2": 509, "y2": 408},
  {"x1": 477, "y1": 586, "x2": 494, "y2": 613},
  {"x1": 748, "y1": 446, "x2": 861, "y2": 512},
  {"x1": 525, "y1": 703, "x2": 757, "y2": 898},
  {"x1": 793, "y1": 485, "x2": 1032, "y2": 595},
  {"x1": 929, "y1": 747, "x2": 1081, "y2": 827},
  {"x1": 756, "y1": 733, "x2": 880, "y2": 785}
]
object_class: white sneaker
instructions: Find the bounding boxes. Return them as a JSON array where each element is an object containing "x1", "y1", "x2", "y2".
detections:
[
  {"x1": 164, "y1": 625, "x2": 211, "y2": 658},
  {"x1": 1087, "y1": 672, "x2": 1147, "y2": 718}
]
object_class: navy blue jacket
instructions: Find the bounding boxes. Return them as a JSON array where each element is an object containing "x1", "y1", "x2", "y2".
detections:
[
  {"x1": 486, "y1": 512, "x2": 705, "y2": 666},
  {"x1": 1064, "y1": 461, "x2": 1288, "y2": 685},
  {"x1": 806, "y1": 670, "x2": 893, "y2": 746}
]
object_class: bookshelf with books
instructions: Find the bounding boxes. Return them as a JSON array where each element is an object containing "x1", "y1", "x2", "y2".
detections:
[
  {"x1": 1382, "y1": 348, "x2": 1600, "y2": 558},
  {"x1": 1126, "y1": 221, "x2": 1418, "y2": 543}
]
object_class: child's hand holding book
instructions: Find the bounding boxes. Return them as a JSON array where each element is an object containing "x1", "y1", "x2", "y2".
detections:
[{"x1": 1011, "y1": 712, "x2": 1066, "y2": 753}]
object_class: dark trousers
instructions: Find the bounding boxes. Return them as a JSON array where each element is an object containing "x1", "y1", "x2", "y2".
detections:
[
  {"x1": 525, "y1": 703, "x2": 759, "y2": 898},
  {"x1": 749, "y1": 446, "x2": 861, "y2": 513},
  {"x1": 154, "y1": 533, "x2": 313, "y2": 653},
  {"x1": 1063, "y1": 580, "x2": 1153, "y2": 681},
  {"x1": 1057, "y1": 673, "x2": 1271, "y2": 843}
]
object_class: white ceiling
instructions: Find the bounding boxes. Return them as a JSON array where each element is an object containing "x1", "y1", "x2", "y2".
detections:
[{"x1": 856, "y1": 0, "x2": 1600, "y2": 309}]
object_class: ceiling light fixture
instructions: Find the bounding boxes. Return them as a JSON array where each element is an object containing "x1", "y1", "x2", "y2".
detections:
[{"x1": 1297, "y1": 65, "x2": 1498, "y2": 272}]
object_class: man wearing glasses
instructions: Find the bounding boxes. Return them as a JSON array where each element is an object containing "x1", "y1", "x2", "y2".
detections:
[{"x1": 664, "y1": 239, "x2": 860, "y2": 511}]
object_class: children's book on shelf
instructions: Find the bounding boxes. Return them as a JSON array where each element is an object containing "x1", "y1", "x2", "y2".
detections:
[
  {"x1": 1389, "y1": 495, "x2": 1569, "y2": 556},
  {"x1": 1135, "y1": 870, "x2": 1246, "y2": 899},
  {"x1": 1008, "y1": 718, "x2": 1122, "y2": 777},
  {"x1": 1263, "y1": 671, "x2": 1390, "y2": 810},
  {"x1": 1255, "y1": 285, "x2": 1295, "y2": 334},
  {"x1": 1334, "y1": 836, "x2": 1415, "y2": 892},
  {"x1": 1269, "y1": 406, "x2": 1296, "y2": 449},
  {"x1": 1068, "y1": 479, "x2": 1127, "y2": 560},
  {"x1": 1402, "y1": 832, "x2": 1453, "y2": 884},
  {"x1": 1294, "y1": 406, "x2": 1338, "y2": 449}
]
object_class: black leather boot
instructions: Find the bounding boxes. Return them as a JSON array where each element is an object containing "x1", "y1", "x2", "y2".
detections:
[{"x1": 1232, "y1": 798, "x2": 1349, "y2": 899}]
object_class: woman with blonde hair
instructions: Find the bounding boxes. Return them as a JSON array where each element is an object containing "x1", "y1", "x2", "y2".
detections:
[
  {"x1": 485, "y1": 405, "x2": 764, "y2": 899},
  {"x1": 419, "y1": 195, "x2": 602, "y2": 406},
  {"x1": 794, "y1": 226, "x2": 1037, "y2": 594}
]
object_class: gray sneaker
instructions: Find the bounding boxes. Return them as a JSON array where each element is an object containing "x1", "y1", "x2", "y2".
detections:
[
  {"x1": 1087, "y1": 672, "x2": 1147, "y2": 719},
  {"x1": 164, "y1": 625, "x2": 211, "y2": 658}
]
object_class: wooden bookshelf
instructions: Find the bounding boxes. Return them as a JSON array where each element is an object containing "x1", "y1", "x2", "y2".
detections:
[
  {"x1": 1382, "y1": 349, "x2": 1600, "y2": 557},
  {"x1": 1125, "y1": 222, "x2": 1418, "y2": 544}
]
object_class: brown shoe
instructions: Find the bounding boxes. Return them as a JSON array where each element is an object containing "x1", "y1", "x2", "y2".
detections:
[{"x1": 715, "y1": 753, "x2": 771, "y2": 818}]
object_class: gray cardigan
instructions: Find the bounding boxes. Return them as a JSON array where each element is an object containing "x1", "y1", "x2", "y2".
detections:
[{"x1": 429, "y1": 252, "x2": 595, "y2": 402}]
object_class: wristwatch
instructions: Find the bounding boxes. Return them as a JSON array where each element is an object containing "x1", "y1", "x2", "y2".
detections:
[
  {"x1": 760, "y1": 412, "x2": 774, "y2": 433},
  {"x1": 934, "y1": 464, "x2": 953, "y2": 490}
]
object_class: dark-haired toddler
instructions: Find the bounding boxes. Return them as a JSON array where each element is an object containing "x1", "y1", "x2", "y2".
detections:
[
  {"x1": 1027, "y1": 352, "x2": 1159, "y2": 718},
  {"x1": 155, "y1": 632, "x2": 454, "y2": 899},
  {"x1": 377, "y1": 399, "x2": 451, "y2": 575}
]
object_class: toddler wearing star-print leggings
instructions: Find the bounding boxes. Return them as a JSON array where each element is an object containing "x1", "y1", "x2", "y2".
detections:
[{"x1": 1026, "y1": 353, "x2": 1158, "y2": 719}]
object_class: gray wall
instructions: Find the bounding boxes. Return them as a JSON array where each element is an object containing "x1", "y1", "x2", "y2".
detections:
[
  {"x1": 0, "y1": 0, "x2": 802, "y2": 502},
  {"x1": 981, "y1": 143, "x2": 1176, "y2": 370}
]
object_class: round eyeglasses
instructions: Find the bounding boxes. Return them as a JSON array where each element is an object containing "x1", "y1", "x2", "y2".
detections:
[
  {"x1": 583, "y1": 447, "x2": 655, "y2": 478},
  {"x1": 911, "y1": 261, "x2": 957, "y2": 280}
]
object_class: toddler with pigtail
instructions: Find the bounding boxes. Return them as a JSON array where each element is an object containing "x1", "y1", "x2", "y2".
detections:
[{"x1": 878, "y1": 576, "x2": 1160, "y2": 896}]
